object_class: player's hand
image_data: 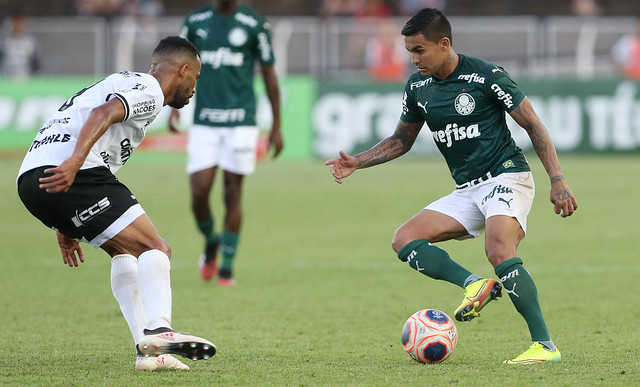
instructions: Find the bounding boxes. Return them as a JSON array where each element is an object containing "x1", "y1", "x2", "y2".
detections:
[
  {"x1": 269, "y1": 128, "x2": 283, "y2": 158},
  {"x1": 325, "y1": 150, "x2": 358, "y2": 184},
  {"x1": 39, "y1": 157, "x2": 82, "y2": 193},
  {"x1": 168, "y1": 108, "x2": 181, "y2": 133},
  {"x1": 56, "y1": 232, "x2": 85, "y2": 268},
  {"x1": 550, "y1": 180, "x2": 578, "y2": 218}
]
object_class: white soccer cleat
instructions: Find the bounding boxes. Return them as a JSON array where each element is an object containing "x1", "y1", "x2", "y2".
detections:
[
  {"x1": 138, "y1": 330, "x2": 217, "y2": 361},
  {"x1": 135, "y1": 354, "x2": 190, "y2": 371}
]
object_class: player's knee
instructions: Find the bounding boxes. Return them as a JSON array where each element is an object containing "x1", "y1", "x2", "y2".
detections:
[
  {"x1": 143, "y1": 238, "x2": 171, "y2": 259},
  {"x1": 484, "y1": 242, "x2": 514, "y2": 267},
  {"x1": 392, "y1": 228, "x2": 409, "y2": 254}
]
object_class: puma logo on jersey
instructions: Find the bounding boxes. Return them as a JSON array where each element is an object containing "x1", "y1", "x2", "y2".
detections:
[
  {"x1": 492, "y1": 67, "x2": 502, "y2": 73},
  {"x1": 417, "y1": 101, "x2": 428, "y2": 114},
  {"x1": 499, "y1": 197, "x2": 514, "y2": 207}
]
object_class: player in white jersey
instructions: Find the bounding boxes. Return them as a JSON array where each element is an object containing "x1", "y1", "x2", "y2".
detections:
[{"x1": 17, "y1": 36, "x2": 216, "y2": 371}]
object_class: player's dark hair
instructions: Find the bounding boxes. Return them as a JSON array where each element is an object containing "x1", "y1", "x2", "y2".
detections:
[
  {"x1": 152, "y1": 36, "x2": 199, "y2": 60},
  {"x1": 401, "y1": 8, "x2": 452, "y2": 44}
]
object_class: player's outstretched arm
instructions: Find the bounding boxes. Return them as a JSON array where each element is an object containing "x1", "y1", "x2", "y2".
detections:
[
  {"x1": 39, "y1": 98, "x2": 126, "y2": 194},
  {"x1": 56, "y1": 232, "x2": 85, "y2": 268},
  {"x1": 509, "y1": 97, "x2": 578, "y2": 217},
  {"x1": 324, "y1": 120, "x2": 423, "y2": 184}
]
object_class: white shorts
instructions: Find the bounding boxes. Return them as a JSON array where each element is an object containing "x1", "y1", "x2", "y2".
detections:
[
  {"x1": 186, "y1": 124, "x2": 260, "y2": 175},
  {"x1": 425, "y1": 172, "x2": 535, "y2": 239}
]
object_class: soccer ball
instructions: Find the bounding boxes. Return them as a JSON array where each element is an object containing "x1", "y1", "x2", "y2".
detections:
[{"x1": 401, "y1": 309, "x2": 458, "y2": 364}]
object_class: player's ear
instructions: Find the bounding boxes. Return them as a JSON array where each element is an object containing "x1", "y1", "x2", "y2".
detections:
[
  {"x1": 178, "y1": 63, "x2": 189, "y2": 78},
  {"x1": 439, "y1": 37, "x2": 450, "y2": 50}
]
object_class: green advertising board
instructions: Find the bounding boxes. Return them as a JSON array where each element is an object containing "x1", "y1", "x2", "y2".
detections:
[
  {"x1": 3, "y1": 76, "x2": 640, "y2": 160},
  {"x1": 312, "y1": 78, "x2": 640, "y2": 158},
  {"x1": 0, "y1": 75, "x2": 315, "y2": 160}
]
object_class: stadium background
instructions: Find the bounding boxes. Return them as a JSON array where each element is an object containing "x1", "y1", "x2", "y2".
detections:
[
  {"x1": 1, "y1": 0, "x2": 640, "y2": 160},
  {"x1": 1, "y1": 1, "x2": 639, "y2": 384}
]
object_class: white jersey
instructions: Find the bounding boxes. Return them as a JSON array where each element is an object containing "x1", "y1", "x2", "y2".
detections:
[{"x1": 18, "y1": 71, "x2": 164, "y2": 178}]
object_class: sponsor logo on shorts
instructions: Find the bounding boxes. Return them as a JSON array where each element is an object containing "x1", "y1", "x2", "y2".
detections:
[
  {"x1": 71, "y1": 197, "x2": 111, "y2": 227},
  {"x1": 498, "y1": 197, "x2": 514, "y2": 208},
  {"x1": 481, "y1": 184, "x2": 514, "y2": 205}
]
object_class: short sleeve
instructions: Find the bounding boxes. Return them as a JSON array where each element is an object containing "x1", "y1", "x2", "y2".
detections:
[
  {"x1": 108, "y1": 76, "x2": 162, "y2": 130},
  {"x1": 255, "y1": 21, "x2": 275, "y2": 66},
  {"x1": 484, "y1": 67, "x2": 525, "y2": 112},
  {"x1": 400, "y1": 78, "x2": 424, "y2": 123}
]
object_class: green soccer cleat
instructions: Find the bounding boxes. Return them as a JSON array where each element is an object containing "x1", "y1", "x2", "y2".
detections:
[
  {"x1": 503, "y1": 342, "x2": 562, "y2": 364},
  {"x1": 454, "y1": 278, "x2": 502, "y2": 322}
]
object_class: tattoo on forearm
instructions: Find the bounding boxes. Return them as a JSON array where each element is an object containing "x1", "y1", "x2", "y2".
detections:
[
  {"x1": 356, "y1": 121, "x2": 419, "y2": 168},
  {"x1": 550, "y1": 175, "x2": 565, "y2": 183}
]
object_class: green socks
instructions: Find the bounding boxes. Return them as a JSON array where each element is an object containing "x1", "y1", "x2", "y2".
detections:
[
  {"x1": 196, "y1": 218, "x2": 217, "y2": 244},
  {"x1": 220, "y1": 231, "x2": 240, "y2": 272},
  {"x1": 397, "y1": 240, "x2": 473, "y2": 289},
  {"x1": 495, "y1": 257, "x2": 551, "y2": 343}
]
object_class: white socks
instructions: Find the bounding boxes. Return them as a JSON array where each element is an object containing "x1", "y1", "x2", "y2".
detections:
[
  {"x1": 111, "y1": 250, "x2": 173, "y2": 347},
  {"x1": 137, "y1": 249, "x2": 173, "y2": 331},
  {"x1": 111, "y1": 254, "x2": 146, "y2": 343}
]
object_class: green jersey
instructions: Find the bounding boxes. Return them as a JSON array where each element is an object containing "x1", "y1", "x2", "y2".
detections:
[
  {"x1": 401, "y1": 54, "x2": 530, "y2": 189},
  {"x1": 180, "y1": 4, "x2": 275, "y2": 127}
]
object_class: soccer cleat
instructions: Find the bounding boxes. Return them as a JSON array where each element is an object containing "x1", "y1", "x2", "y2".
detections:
[
  {"x1": 135, "y1": 354, "x2": 190, "y2": 371},
  {"x1": 216, "y1": 268, "x2": 236, "y2": 287},
  {"x1": 216, "y1": 277, "x2": 237, "y2": 287},
  {"x1": 454, "y1": 279, "x2": 502, "y2": 322},
  {"x1": 138, "y1": 330, "x2": 217, "y2": 361},
  {"x1": 199, "y1": 238, "x2": 220, "y2": 281},
  {"x1": 503, "y1": 342, "x2": 562, "y2": 364}
]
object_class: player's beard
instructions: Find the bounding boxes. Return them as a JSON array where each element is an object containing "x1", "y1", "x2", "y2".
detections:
[{"x1": 168, "y1": 83, "x2": 192, "y2": 109}]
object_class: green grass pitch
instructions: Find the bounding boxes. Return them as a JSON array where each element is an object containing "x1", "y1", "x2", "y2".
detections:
[{"x1": 1, "y1": 151, "x2": 639, "y2": 385}]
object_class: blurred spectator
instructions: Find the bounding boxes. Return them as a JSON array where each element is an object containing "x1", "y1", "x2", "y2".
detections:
[
  {"x1": 76, "y1": 0, "x2": 124, "y2": 17},
  {"x1": 353, "y1": 0, "x2": 394, "y2": 18},
  {"x1": 0, "y1": 12, "x2": 40, "y2": 81},
  {"x1": 115, "y1": 0, "x2": 163, "y2": 71},
  {"x1": 399, "y1": 0, "x2": 447, "y2": 15},
  {"x1": 364, "y1": 19, "x2": 408, "y2": 82},
  {"x1": 570, "y1": 0, "x2": 601, "y2": 17},
  {"x1": 611, "y1": 21, "x2": 640, "y2": 80},
  {"x1": 319, "y1": 0, "x2": 357, "y2": 18}
]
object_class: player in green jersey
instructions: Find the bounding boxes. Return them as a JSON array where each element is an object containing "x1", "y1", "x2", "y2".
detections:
[
  {"x1": 170, "y1": 0, "x2": 283, "y2": 286},
  {"x1": 326, "y1": 8, "x2": 578, "y2": 364}
]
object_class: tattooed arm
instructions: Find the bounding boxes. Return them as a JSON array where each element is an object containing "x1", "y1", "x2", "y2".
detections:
[
  {"x1": 325, "y1": 120, "x2": 423, "y2": 184},
  {"x1": 509, "y1": 96, "x2": 578, "y2": 217}
]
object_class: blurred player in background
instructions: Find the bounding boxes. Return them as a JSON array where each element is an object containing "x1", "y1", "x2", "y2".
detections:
[
  {"x1": 326, "y1": 8, "x2": 577, "y2": 364},
  {"x1": 170, "y1": 0, "x2": 283, "y2": 286},
  {"x1": 0, "y1": 11, "x2": 40, "y2": 81},
  {"x1": 17, "y1": 36, "x2": 216, "y2": 371}
]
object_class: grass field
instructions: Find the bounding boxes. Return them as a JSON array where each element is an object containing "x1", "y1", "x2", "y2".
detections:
[{"x1": 1, "y1": 151, "x2": 639, "y2": 385}]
